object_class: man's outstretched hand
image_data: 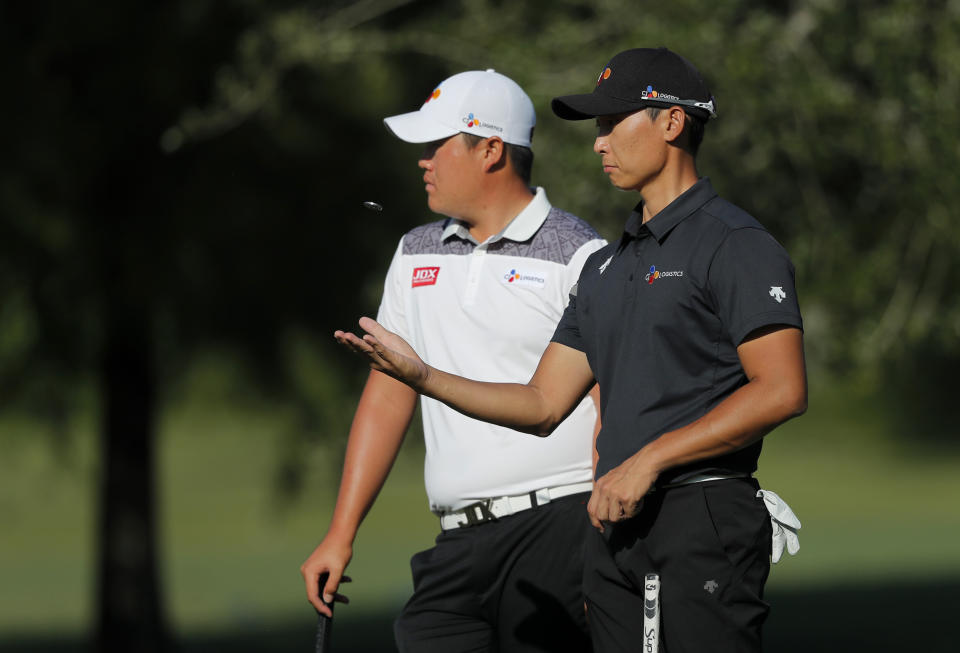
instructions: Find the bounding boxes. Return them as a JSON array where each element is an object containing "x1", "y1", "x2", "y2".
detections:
[{"x1": 334, "y1": 317, "x2": 430, "y2": 389}]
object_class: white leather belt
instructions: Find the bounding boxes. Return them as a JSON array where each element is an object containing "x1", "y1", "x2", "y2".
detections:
[{"x1": 438, "y1": 481, "x2": 593, "y2": 531}]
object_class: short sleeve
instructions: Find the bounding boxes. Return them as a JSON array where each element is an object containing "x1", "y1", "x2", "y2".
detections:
[
  {"x1": 562, "y1": 238, "x2": 607, "y2": 297},
  {"x1": 375, "y1": 239, "x2": 411, "y2": 340},
  {"x1": 708, "y1": 228, "x2": 803, "y2": 345},
  {"x1": 551, "y1": 285, "x2": 586, "y2": 353}
]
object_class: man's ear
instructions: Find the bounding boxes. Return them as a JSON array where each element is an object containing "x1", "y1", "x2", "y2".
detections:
[
  {"x1": 479, "y1": 136, "x2": 507, "y2": 172},
  {"x1": 663, "y1": 106, "x2": 687, "y2": 144}
]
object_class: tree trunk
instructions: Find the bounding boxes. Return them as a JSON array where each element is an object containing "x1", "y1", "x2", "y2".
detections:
[{"x1": 94, "y1": 305, "x2": 168, "y2": 651}]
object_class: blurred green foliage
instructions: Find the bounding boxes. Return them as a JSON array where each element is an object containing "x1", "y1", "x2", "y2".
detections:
[
  {"x1": 4, "y1": 0, "x2": 959, "y2": 443},
  {"x1": 168, "y1": 0, "x2": 960, "y2": 415}
]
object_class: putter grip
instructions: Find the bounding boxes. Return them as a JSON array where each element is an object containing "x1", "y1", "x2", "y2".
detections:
[{"x1": 315, "y1": 572, "x2": 333, "y2": 652}]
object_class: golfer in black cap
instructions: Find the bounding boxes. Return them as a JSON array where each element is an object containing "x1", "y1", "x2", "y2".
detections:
[{"x1": 336, "y1": 47, "x2": 807, "y2": 653}]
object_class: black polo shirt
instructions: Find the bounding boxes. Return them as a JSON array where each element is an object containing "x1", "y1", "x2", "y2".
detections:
[{"x1": 552, "y1": 178, "x2": 803, "y2": 482}]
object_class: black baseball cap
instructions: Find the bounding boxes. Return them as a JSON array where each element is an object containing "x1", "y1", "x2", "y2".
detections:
[{"x1": 552, "y1": 47, "x2": 716, "y2": 121}]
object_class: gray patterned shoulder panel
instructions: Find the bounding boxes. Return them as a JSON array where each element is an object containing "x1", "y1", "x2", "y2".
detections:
[
  {"x1": 490, "y1": 208, "x2": 601, "y2": 265},
  {"x1": 402, "y1": 220, "x2": 473, "y2": 256},
  {"x1": 401, "y1": 209, "x2": 600, "y2": 264}
]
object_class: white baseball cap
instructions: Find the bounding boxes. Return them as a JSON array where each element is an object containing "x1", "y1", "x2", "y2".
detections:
[{"x1": 384, "y1": 69, "x2": 536, "y2": 147}]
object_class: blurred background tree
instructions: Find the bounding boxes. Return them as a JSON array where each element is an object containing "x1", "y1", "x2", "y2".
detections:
[
  {"x1": 177, "y1": 0, "x2": 960, "y2": 398},
  {"x1": 2, "y1": 0, "x2": 959, "y2": 650},
  {"x1": 3, "y1": 0, "x2": 425, "y2": 648}
]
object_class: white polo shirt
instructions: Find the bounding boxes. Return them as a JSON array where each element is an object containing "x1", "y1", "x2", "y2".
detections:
[{"x1": 376, "y1": 187, "x2": 607, "y2": 513}]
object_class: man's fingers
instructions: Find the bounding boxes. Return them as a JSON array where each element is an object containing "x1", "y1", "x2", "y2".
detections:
[
  {"x1": 624, "y1": 497, "x2": 643, "y2": 519},
  {"x1": 364, "y1": 335, "x2": 389, "y2": 360},
  {"x1": 589, "y1": 482, "x2": 640, "y2": 527},
  {"x1": 587, "y1": 491, "x2": 605, "y2": 531},
  {"x1": 304, "y1": 573, "x2": 329, "y2": 614},
  {"x1": 358, "y1": 316, "x2": 383, "y2": 335},
  {"x1": 334, "y1": 330, "x2": 364, "y2": 351},
  {"x1": 322, "y1": 569, "x2": 344, "y2": 605},
  {"x1": 335, "y1": 330, "x2": 385, "y2": 367}
]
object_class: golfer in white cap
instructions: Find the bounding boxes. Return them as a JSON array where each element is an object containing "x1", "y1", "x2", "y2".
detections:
[{"x1": 301, "y1": 69, "x2": 606, "y2": 652}]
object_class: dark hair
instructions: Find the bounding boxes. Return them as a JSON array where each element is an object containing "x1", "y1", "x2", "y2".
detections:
[
  {"x1": 460, "y1": 133, "x2": 534, "y2": 184},
  {"x1": 644, "y1": 106, "x2": 705, "y2": 156}
]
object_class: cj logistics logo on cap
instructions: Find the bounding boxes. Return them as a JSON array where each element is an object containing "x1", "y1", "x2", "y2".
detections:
[
  {"x1": 412, "y1": 266, "x2": 440, "y2": 288},
  {"x1": 641, "y1": 85, "x2": 680, "y2": 102},
  {"x1": 462, "y1": 112, "x2": 504, "y2": 133}
]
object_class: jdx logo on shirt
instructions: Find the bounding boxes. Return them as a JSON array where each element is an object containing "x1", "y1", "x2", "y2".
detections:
[
  {"x1": 411, "y1": 266, "x2": 440, "y2": 288},
  {"x1": 502, "y1": 267, "x2": 546, "y2": 289}
]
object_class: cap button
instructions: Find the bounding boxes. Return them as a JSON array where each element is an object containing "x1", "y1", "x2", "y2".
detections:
[{"x1": 486, "y1": 68, "x2": 495, "y2": 73}]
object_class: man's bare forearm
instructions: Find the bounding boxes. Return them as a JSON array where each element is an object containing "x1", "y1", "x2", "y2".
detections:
[
  {"x1": 336, "y1": 320, "x2": 596, "y2": 438},
  {"x1": 326, "y1": 370, "x2": 417, "y2": 541},
  {"x1": 302, "y1": 369, "x2": 417, "y2": 614},
  {"x1": 416, "y1": 341, "x2": 597, "y2": 436},
  {"x1": 640, "y1": 327, "x2": 806, "y2": 477},
  {"x1": 641, "y1": 365, "x2": 806, "y2": 478},
  {"x1": 416, "y1": 366, "x2": 557, "y2": 435}
]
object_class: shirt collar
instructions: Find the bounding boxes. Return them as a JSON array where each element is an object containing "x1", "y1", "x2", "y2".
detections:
[
  {"x1": 441, "y1": 186, "x2": 551, "y2": 245},
  {"x1": 622, "y1": 177, "x2": 718, "y2": 243}
]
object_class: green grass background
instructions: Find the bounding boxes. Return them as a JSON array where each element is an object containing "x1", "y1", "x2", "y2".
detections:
[{"x1": 2, "y1": 370, "x2": 958, "y2": 650}]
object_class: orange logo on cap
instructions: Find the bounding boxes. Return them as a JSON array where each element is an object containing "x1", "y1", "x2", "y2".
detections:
[
  {"x1": 424, "y1": 88, "x2": 441, "y2": 104},
  {"x1": 596, "y1": 67, "x2": 612, "y2": 86}
]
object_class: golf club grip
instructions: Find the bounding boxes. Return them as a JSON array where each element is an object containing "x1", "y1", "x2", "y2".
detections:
[
  {"x1": 315, "y1": 572, "x2": 333, "y2": 652},
  {"x1": 643, "y1": 572, "x2": 660, "y2": 653}
]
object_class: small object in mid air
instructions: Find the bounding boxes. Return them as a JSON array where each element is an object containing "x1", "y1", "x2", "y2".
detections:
[{"x1": 362, "y1": 201, "x2": 383, "y2": 212}]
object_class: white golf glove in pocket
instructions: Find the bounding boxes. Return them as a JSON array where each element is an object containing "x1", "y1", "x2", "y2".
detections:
[{"x1": 757, "y1": 489, "x2": 801, "y2": 563}]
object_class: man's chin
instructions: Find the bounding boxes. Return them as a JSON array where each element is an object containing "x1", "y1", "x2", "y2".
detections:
[{"x1": 607, "y1": 178, "x2": 636, "y2": 193}]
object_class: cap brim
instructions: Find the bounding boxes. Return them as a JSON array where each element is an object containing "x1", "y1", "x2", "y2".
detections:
[
  {"x1": 383, "y1": 111, "x2": 460, "y2": 143},
  {"x1": 551, "y1": 93, "x2": 646, "y2": 120},
  {"x1": 552, "y1": 93, "x2": 713, "y2": 121}
]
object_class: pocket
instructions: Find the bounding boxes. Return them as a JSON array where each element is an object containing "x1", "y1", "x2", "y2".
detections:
[
  {"x1": 409, "y1": 530, "x2": 475, "y2": 590},
  {"x1": 700, "y1": 481, "x2": 771, "y2": 577},
  {"x1": 699, "y1": 482, "x2": 772, "y2": 629},
  {"x1": 408, "y1": 547, "x2": 435, "y2": 590}
]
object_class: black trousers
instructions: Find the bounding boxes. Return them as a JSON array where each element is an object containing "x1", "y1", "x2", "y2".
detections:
[
  {"x1": 584, "y1": 478, "x2": 772, "y2": 653},
  {"x1": 395, "y1": 493, "x2": 593, "y2": 653}
]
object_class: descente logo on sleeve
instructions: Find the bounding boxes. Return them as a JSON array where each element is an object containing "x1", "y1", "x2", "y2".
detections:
[{"x1": 412, "y1": 266, "x2": 440, "y2": 287}]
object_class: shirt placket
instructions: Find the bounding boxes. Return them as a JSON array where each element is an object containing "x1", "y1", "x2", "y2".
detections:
[
  {"x1": 464, "y1": 243, "x2": 488, "y2": 306},
  {"x1": 623, "y1": 230, "x2": 652, "y2": 306}
]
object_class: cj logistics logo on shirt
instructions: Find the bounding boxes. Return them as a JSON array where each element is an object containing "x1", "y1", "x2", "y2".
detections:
[
  {"x1": 412, "y1": 266, "x2": 440, "y2": 287},
  {"x1": 645, "y1": 265, "x2": 684, "y2": 284},
  {"x1": 502, "y1": 268, "x2": 546, "y2": 288}
]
